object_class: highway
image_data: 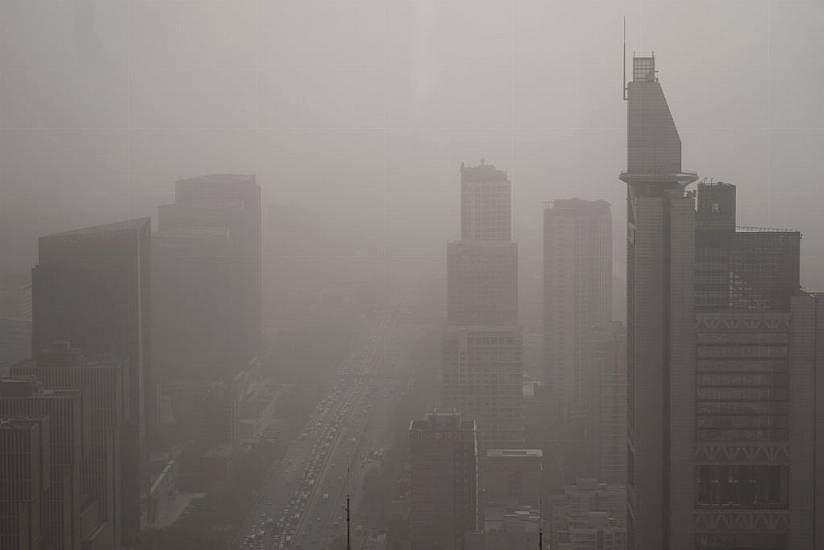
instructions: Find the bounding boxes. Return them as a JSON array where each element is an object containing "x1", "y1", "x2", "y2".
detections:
[{"x1": 238, "y1": 310, "x2": 401, "y2": 550}]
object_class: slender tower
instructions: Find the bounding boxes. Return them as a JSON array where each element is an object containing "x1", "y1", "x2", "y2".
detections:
[{"x1": 620, "y1": 55, "x2": 697, "y2": 550}]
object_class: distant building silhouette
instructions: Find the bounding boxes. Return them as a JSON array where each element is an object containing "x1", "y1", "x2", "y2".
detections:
[
  {"x1": 460, "y1": 161, "x2": 512, "y2": 242},
  {"x1": 152, "y1": 174, "x2": 261, "y2": 384},
  {"x1": 409, "y1": 412, "x2": 478, "y2": 550},
  {"x1": 543, "y1": 199, "x2": 617, "y2": 482},
  {"x1": 444, "y1": 162, "x2": 523, "y2": 447},
  {"x1": 31, "y1": 218, "x2": 151, "y2": 545},
  {"x1": 0, "y1": 274, "x2": 31, "y2": 372}
]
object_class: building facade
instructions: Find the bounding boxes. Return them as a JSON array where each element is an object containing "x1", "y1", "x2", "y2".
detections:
[
  {"x1": 620, "y1": 55, "x2": 698, "y2": 550},
  {"x1": 0, "y1": 379, "x2": 85, "y2": 550},
  {"x1": 31, "y1": 218, "x2": 150, "y2": 545},
  {"x1": 691, "y1": 181, "x2": 819, "y2": 550},
  {"x1": 409, "y1": 412, "x2": 478, "y2": 550},
  {"x1": 622, "y1": 56, "x2": 822, "y2": 549},
  {"x1": 444, "y1": 162, "x2": 523, "y2": 447},
  {"x1": 543, "y1": 199, "x2": 618, "y2": 481},
  {"x1": 152, "y1": 174, "x2": 262, "y2": 384},
  {"x1": 0, "y1": 417, "x2": 48, "y2": 550},
  {"x1": 460, "y1": 161, "x2": 512, "y2": 242},
  {"x1": 12, "y1": 342, "x2": 125, "y2": 546}
]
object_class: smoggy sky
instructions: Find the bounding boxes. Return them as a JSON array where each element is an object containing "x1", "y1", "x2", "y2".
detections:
[{"x1": 1, "y1": 0, "x2": 823, "y2": 296}]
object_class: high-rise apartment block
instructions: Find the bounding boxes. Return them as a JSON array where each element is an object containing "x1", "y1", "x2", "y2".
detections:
[{"x1": 409, "y1": 412, "x2": 478, "y2": 550}]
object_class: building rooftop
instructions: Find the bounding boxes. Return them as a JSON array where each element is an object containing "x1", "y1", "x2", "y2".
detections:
[
  {"x1": 43, "y1": 217, "x2": 150, "y2": 239},
  {"x1": 486, "y1": 449, "x2": 543, "y2": 458},
  {"x1": 460, "y1": 160, "x2": 508, "y2": 182},
  {"x1": 546, "y1": 198, "x2": 611, "y2": 211},
  {"x1": 177, "y1": 174, "x2": 256, "y2": 186}
]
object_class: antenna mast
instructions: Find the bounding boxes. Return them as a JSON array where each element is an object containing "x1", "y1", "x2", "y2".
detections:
[
  {"x1": 538, "y1": 496, "x2": 544, "y2": 550},
  {"x1": 623, "y1": 17, "x2": 629, "y2": 101},
  {"x1": 346, "y1": 466, "x2": 351, "y2": 550}
]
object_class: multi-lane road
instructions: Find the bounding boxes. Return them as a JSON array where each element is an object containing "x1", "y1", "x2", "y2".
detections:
[{"x1": 239, "y1": 311, "x2": 402, "y2": 550}]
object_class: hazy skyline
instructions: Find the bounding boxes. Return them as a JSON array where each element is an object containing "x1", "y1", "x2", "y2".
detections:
[{"x1": 1, "y1": 0, "x2": 823, "y2": 295}]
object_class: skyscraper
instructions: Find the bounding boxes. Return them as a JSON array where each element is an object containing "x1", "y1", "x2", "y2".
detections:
[
  {"x1": 543, "y1": 198, "x2": 614, "y2": 480},
  {"x1": 152, "y1": 174, "x2": 262, "y2": 383},
  {"x1": 692, "y1": 181, "x2": 821, "y2": 550},
  {"x1": 409, "y1": 412, "x2": 478, "y2": 550},
  {"x1": 543, "y1": 199, "x2": 612, "y2": 396},
  {"x1": 621, "y1": 55, "x2": 823, "y2": 550},
  {"x1": 461, "y1": 161, "x2": 512, "y2": 242},
  {"x1": 0, "y1": 379, "x2": 85, "y2": 550},
  {"x1": 444, "y1": 161, "x2": 523, "y2": 447},
  {"x1": 620, "y1": 55, "x2": 698, "y2": 550},
  {"x1": 0, "y1": 416, "x2": 48, "y2": 550},
  {"x1": 12, "y1": 342, "x2": 125, "y2": 546},
  {"x1": 31, "y1": 217, "x2": 151, "y2": 544}
]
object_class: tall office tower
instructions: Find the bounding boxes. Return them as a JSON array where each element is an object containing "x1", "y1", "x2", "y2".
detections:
[
  {"x1": 461, "y1": 161, "x2": 511, "y2": 241},
  {"x1": 442, "y1": 326, "x2": 523, "y2": 447},
  {"x1": 692, "y1": 181, "x2": 822, "y2": 550},
  {"x1": 12, "y1": 341, "x2": 124, "y2": 546},
  {"x1": 0, "y1": 379, "x2": 85, "y2": 550},
  {"x1": 594, "y1": 322, "x2": 626, "y2": 486},
  {"x1": 620, "y1": 55, "x2": 698, "y2": 550},
  {"x1": 31, "y1": 218, "x2": 150, "y2": 544},
  {"x1": 0, "y1": 274, "x2": 31, "y2": 371},
  {"x1": 447, "y1": 240, "x2": 518, "y2": 326},
  {"x1": 543, "y1": 199, "x2": 614, "y2": 480},
  {"x1": 153, "y1": 174, "x2": 261, "y2": 383},
  {"x1": 409, "y1": 412, "x2": 478, "y2": 550},
  {"x1": 0, "y1": 417, "x2": 48, "y2": 550},
  {"x1": 444, "y1": 162, "x2": 523, "y2": 446},
  {"x1": 543, "y1": 199, "x2": 612, "y2": 395}
]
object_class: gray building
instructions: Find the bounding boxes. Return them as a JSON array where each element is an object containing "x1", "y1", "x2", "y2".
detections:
[
  {"x1": 444, "y1": 162, "x2": 523, "y2": 447},
  {"x1": 409, "y1": 412, "x2": 479, "y2": 550},
  {"x1": 460, "y1": 161, "x2": 511, "y2": 242},
  {"x1": 0, "y1": 416, "x2": 48, "y2": 550},
  {"x1": 543, "y1": 199, "x2": 617, "y2": 481},
  {"x1": 622, "y1": 55, "x2": 823, "y2": 550},
  {"x1": 692, "y1": 181, "x2": 819, "y2": 550},
  {"x1": 620, "y1": 55, "x2": 698, "y2": 550},
  {"x1": 12, "y1": 341, "x2": 125, "y2": 547},
  {"x1": 31, "y1": 217, "x2": 150, "y2": 545},
  {"x1": 448, "y1": 240, "x2": 517, "y2": 327},
  {"x1": 153, "y1": 174, "x2": 261, "y2": 384},
  {"x1": 0, "y1": 379, "x2": 86, "y2": 550}
]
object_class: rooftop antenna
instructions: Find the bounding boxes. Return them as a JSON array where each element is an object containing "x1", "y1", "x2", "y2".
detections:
[
  {"x1": 538, "y1": 496, "x2": 544, "y2": 549},
  {"x1": 346, "y1": 466, "x2": 351, "y2": 550},
  {"x1": 538, "y1": 462, "x2": 544, "y2": 549},
  {"x1": 622, "y1": 17, "x2": 628, "y2": 101}
]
